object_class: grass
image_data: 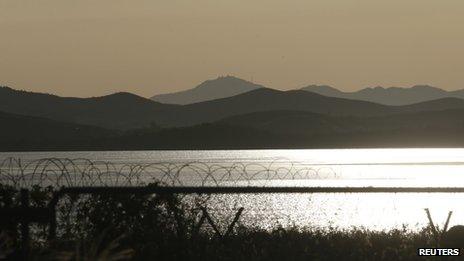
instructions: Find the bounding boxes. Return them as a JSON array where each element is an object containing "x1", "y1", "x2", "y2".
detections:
[{"x1": 0, "y1": 184, "x2": 450, "y2": 260}]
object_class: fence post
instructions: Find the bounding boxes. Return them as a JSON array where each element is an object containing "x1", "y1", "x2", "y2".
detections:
[
  {"x1": 199, "y1": 207, "x2": 244, "y2": 238},
  {"x1": 48, "y1": 191, "x2": 61, "y2": 240},
  {"x1": 224, "y1": 207, "x2": 244, "y2": 237},
  {"x1": 192, "y1": 212, "x2": 206, "y2": 238},
  {"x1": 20, "y1": 189, "x2": 30, "y2": 259},
  {"x1": 200, "y1": 207, "x2": 222, "y2": 237}
]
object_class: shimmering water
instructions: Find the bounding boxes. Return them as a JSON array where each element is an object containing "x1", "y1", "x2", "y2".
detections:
[{"x1": 1, "y1": 148, "x2": 464, "y2": 231}]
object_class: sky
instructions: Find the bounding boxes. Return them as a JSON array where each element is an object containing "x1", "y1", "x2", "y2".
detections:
[{"x1": 1, "y1": 0, "x2": 464, "y2": 98}]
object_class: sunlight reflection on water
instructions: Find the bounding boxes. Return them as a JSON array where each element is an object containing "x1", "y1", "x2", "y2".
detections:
[{"x1": 2, "y1": 148, "x2": 464, "y2": 231}]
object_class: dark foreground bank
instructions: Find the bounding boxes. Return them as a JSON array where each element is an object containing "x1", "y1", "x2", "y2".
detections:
[{"x1": 0, "y1": 184, "x2": 452, "y2": 260}]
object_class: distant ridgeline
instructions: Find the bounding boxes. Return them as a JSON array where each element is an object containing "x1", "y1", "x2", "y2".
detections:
[
  {"x1": 1, "y1": 77, "x2": 464, "y2": 151},
  {"x1": 301, "y1": 84, "x2": 464, "y2": 106}
]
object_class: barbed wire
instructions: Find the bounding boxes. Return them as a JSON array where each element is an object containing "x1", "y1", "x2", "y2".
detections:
[{"x1": 0, "y1": 157, "x2": 338, "y2": 188}]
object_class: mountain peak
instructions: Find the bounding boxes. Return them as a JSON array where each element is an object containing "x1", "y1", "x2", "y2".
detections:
[
  {"x1": 103, "y1": 91, "x2": 141, "y2": 98},
  {"x1": 92, "y1": 91, "x2": 152, "y2": 103},
  {"x1": 194, "y1": 76, "x2": 258, "y2": 91},
  {"x1": 151, "y1": 76, "x2": 265, "y2": 105},
  {"x1": 300, "y1": 85, "x2": 343, "y2": 97},
  {"x1": 0, "y1": 86, "x2": 13, "y2": 91}
]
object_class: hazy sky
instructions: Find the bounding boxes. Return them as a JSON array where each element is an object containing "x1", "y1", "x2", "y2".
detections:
[{"x1": 1, "y1": 0, "x2": 464, "y2": 97}]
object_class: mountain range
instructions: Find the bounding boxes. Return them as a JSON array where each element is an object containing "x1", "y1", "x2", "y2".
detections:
[
  {"x1": 150, "y1": 88, "x2": 464, "y2": 127},
  {"x1": 151, "y1": 76, "x2": 464, "y2": 106},
  {"x1": 2, "y1": 76, "x2": 464, "y2": 150},
  {"x1": 0, "y1": 86, "x2": 176, "y2": 130},
  {"x1": 3, "y1": 83, "x2": 464, "y2": 130},
  {"x1": 301, "y1": 84, "x2": 464, "y2": 106}
]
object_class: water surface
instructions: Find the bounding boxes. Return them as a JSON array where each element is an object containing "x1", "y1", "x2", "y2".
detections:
[{"x1": 1, "y1": 148, "x2": 464, "y2": 231}]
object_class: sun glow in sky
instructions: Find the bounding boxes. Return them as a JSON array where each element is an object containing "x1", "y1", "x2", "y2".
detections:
[{"x1": 1, "y1": 0, "x2": 464, "y2": 97}]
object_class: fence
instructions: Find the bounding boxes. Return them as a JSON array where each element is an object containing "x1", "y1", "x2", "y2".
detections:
[
  {"x1": 2, "y1": 158, "x2": 464, "y2": 258},
  {"x1": 0, "y1": 157, "x2": 339, "y2": 188}
]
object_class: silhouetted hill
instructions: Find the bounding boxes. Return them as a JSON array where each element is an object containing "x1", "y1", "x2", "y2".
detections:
[
  {"x1": 302, "y1": 85, "x2": 464, "y2": 105},
  {"x1": 151, "y1": 76, "x2": 264, "y2": 104},
  {"x1": 0, "y1": 110, "x2": 116, "y2": 150},
  {"x1": 2, "y1": 108, "x2": 464, "y2": 151},
  {"x1": 112, "y1": 109, "x2": 464, "y2": 149},
  {"x1": 399, "y1": 97, "x2": 464, "y2": 112},
  {"x1": 220, "y1": 109, "x2": 464, "y2": 135},
  {"x1": 152, "y1": 88, "x2": 464, "y2": 127},
  {"x1": 152, "y1": 88, "x2": 391, "y2": 127},
  {"x1": 113, "y1": 123, "x2": 279, "y2": 149},
  {"x1": 0, "y1": 86, "x2": 177, "y2": 130},
  {"x1": 301, "y1": 85, "x2": 345, "y2": 97},
  {"x1": 212, "y1": 109, "x2": 464, "y2": 148},
  {"x1": 219, "y1": 110, "x2": 362, "y2": 135},
  {"x1": 3, "y1": 85, "x2": 464, "y2": 131}
]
